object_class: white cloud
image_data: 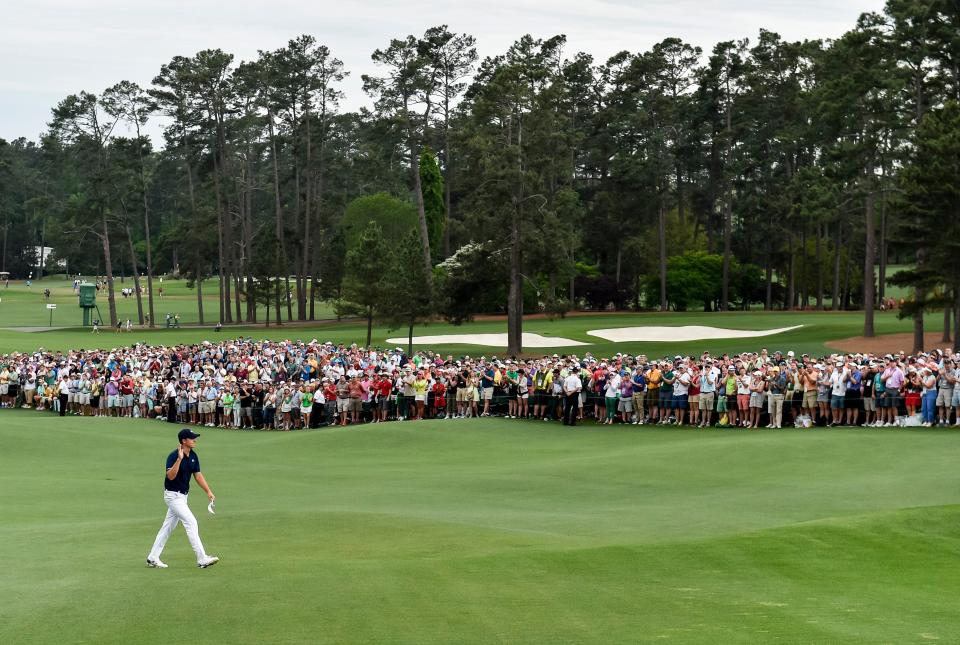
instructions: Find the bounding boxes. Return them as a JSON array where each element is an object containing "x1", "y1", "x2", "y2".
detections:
[{"x1": 1, "y1": 0, "x2": 881, "y2": 142}]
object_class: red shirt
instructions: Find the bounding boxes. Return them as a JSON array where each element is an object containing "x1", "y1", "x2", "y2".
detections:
[{"x1": 348, "y1": 381, "x2": 363, "y2": 399}]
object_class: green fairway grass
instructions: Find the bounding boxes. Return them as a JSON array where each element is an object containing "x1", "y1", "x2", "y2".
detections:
[
  {"x1": 0, "y1": 276, "x2": 335, "y2": 329},
  {"x1": 2, "y1": 411, "x2": 959, "y2": 644},
  {"x1": 0, "y1": 275, "x2": 945, "y2": 357},
  {"x1": 0, "y1": 308, "x2": 944, "y2": 357}
]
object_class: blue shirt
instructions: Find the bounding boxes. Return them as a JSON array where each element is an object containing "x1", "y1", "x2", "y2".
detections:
[
  {"x1": 632, "y1": 374, "x2": 646, "y2": 391},
  {"x1": 846, "y1": 370, "x2": 862, "y2": 392},
  {"x1": 164, "y1": 449, "x2": 200, "y2": 495},
  {"x1": 481, "y1": 369, "x2": 494, "y2": 388}
]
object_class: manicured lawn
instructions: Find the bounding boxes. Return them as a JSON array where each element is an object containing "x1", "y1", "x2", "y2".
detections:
[
  {"x1": 0, "y1": 276, "x2": 334, "y2": 329},
  {"x1": 0, "y1": 307, "x2": 942, "y2": 357},
  {"x1": 2, "y1": 411, "x2": 959, "y2": 644},
  {"x1": 0, "y1": 274, "x2": 943, "y2": 356}
]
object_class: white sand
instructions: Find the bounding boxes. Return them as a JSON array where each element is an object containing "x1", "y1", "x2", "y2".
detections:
[
  {"x1": 586, "y1": 325, "x2": 804, "y2": 343},
  {"x1": 384, "y1": 333, "x2": 586, "y2": 348}
]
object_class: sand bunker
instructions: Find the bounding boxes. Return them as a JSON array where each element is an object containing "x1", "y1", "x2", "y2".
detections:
[
  {"x1": 384, "y1": 333, "x2": 586, "y2": 348},
  {"x1": 586, "y1": 325, "x2": 804, "y2": 343}
]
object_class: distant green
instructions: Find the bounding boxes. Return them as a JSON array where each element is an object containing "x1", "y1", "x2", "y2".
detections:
[{"x1": 2, "y1": 412, "x2": 959, "y2": 644}]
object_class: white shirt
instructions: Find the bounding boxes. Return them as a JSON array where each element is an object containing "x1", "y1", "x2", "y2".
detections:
[
  {"x1": 830, "y1": 369, "x2": 848, "y2": 397},
  {"x1": 673, "y1": 370, "x2": 691, "y2": 395},
  {"x1": 563, "y1": 373, "x2": 581, "y2": 394},
  {"x1": 604, "y1": 374, "x2": 621, "y2": 398}
]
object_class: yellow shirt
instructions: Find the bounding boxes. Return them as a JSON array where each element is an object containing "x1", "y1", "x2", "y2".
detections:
[{"x1": 648, "y1": 369, "x2": 661, "y2": 389}]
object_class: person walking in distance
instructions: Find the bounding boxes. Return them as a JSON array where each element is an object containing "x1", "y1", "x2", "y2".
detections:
[{"x1": 146, "y1": 428, "x2": 219, "y2": 569}]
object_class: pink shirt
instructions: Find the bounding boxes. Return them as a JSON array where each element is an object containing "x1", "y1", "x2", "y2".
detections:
[{"x1": 882, "y1": 366, "x2": 904, "y2": 389}]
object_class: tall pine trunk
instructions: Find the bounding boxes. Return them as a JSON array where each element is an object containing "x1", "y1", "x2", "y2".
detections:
[
  {"x1": 195, "y1": 262, "x2": 204, "y2": 326},
  {"x1": 832, "y1": 221, "x2": 842, "y2": 312},
  {"x1": 914, "y1": 288, "x2": 925, "y2": 352},
  {"x1": 366, "y1": 307, "x2": 373, "y2": 348},
  {"x1": 878, "y1": 197, "x2": 887, "y2": 302},
  {"x1": 212, "y1": 156, "x2": 226, "y2": 324},
  {"x1": 944, "y1": 304, "x2": 952, "y2": 344},
  {"x1": 1, "y1": 218, "x2": 7, "y2": 272},
  {"x1": 507, "y1": 114, "x2": 524, "y2": 355},
  {"x1": 406, "y1": 93, "x2": 433, "y2": 276},
  {"x1": 507, "y1": 204, "x2": 523, "y2": 355},
  {"x1": 101, "y1": 216, "x2": 118, "y2": 327},
  {"x1": 267, "y1": 107, "x2": 284, "y2": 326},
  {"x1": 913, "y1": 248, "x2": 925, "y2": 353},
  {"x1": 658, "y1": 200, "x2": 667, "y2": 311},
  {"x1": 786, "y1": 233, "x2": 795, "y2": 310},
  {"x1": 407, "y1": 317, "x2": 415, "y2": 358},
  {"x1": 764, "y1": 260, "x2": 772, "y2": 311},
  {"x1": 815, "y1": 219, "x2": 824, "y2": 310},
  {"x1": 244, "y1": 148, "x2": 256, "y2": 323},
  {"x1": 953, "y1": 286, "x2": 960, "y2": 353},
  {"x1": 863, "y1": 192, "x2": 876, "y2": 337},
  {"x1": 300, "y1": 104, "x2": 313, "y2": 321},
  {"x1": 443, "y1": 120, "x2": 453, "y2": 259},
  {"x1": 293, "y1": 161, "x2": 305, "y2": 321},
  {"x1": 133, "y1": 128, "x2": 156, "y2": 328},
  {"x1": 285, "y1": 275, "x2": 293, "y2": 322},
  {"x1": 126, "y1": 225, "x2": 145, "y2": 325},
  {"x1": 720, "y1": 196, "x2": 731, "y2": 311},
  {"x1": 180, "y1": 116, "x2": 203, "y2": 325}
]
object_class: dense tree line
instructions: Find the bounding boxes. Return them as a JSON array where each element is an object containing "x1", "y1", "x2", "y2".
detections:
[{"x1": 1, "y1": 1, "x2": 959, "y2": 352}]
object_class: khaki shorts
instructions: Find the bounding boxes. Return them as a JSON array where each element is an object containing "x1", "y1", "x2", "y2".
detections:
[
  {"x1": 456, "y1": 388, "x2": 470, "y2": 402},
  {"x1": 936, "y1": 389, "x2": 954, "y2": 407},
  {"x1": 482, "y1": 387, "x2": 493, "y2": 401},
  {"x1": 862, "y1": 396, "x2": 876, "y2": 411},
  {"x1": 802, "y1": 390, "x2": 817, "y2": 408},
  {"x1": 698, "y1": 392, "x2": 715, "y2": 411},
  {"x1": 200, "y1": 401, "x2": 215, "y2": 414}
]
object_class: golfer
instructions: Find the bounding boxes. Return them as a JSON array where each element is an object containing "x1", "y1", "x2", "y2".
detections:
[{"x1": 146, "y1": 428, "x2": 219, "y2": 569}]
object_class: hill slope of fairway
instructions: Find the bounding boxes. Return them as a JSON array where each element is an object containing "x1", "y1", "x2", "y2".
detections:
[{"x1": 2, "y1": 412, "x2": 959, "y2": 644}]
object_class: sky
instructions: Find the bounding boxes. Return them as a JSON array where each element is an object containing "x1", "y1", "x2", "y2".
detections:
[{"x1": 1, "y1": 0, "x2": 882, "y2": 144}]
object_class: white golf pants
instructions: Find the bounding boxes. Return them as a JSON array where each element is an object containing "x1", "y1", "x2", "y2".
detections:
[{"x1": 148, "y1": 491, "x2": 208, "y2": 563}]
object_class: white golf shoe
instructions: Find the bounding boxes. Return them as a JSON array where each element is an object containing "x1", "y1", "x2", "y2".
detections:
[
  {"x1": 146, "y1": 558, "x2": 168, "y2": 568},
  {"x1": 198, "y1": 555, "x2": 220, "y2": 568}
]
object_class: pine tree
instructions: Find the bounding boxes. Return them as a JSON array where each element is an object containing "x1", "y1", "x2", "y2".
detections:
[{"x1": 419, "y1": 147, "x2": 444, "y2": 260}]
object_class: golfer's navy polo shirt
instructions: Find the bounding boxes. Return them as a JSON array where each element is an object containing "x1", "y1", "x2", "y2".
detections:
[{"x1": 164, "y1": 449, "x2": 201, "y2": 494}]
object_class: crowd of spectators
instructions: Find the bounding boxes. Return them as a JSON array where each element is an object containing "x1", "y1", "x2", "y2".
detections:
[{"x1": 1, "y1": 338, "x2": 959, "y2": 430}]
